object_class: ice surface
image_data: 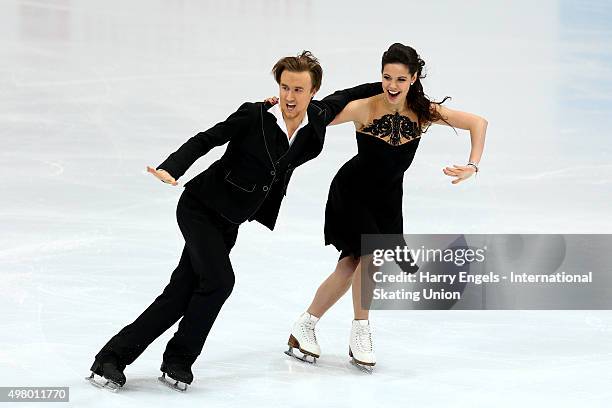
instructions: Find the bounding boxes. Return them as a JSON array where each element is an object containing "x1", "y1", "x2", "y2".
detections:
[{"x1": 1, "y1": 0, "x2": 611, "y2": 407}]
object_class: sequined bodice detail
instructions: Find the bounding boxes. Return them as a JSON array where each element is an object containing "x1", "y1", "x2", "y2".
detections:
[{"x1": 360, "y1": 112, "x2": 420, "y2": 146}]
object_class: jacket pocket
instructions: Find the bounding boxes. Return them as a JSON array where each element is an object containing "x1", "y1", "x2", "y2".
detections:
[{"x1": 224, "y1": 170, "x2": 256, "y2": 193}]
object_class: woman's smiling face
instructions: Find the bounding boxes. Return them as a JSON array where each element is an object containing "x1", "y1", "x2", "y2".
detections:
[{"x1": 381, "y1": 63, "x2": 416, "y2": 107}]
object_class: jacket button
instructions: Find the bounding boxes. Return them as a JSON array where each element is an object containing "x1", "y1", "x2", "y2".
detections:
[
  {"x1": 270, "y1": 170, "x2": 276, "y2": 176},
  {"x1": 263, "y1": 186, "x2": 269, "y2": 192}
]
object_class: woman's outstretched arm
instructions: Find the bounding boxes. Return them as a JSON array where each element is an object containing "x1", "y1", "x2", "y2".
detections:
[
  {"x1": 432, "y1": 104, "x2": 488, "y2": 184},
  {"x1": 328, "y1": 97, "x2": 371, "y2": 127}
]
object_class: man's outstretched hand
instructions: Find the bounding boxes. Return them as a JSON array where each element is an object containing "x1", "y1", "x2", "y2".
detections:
[{"x1": 146, "y1": 166, "x2": 178, "y2": 186}]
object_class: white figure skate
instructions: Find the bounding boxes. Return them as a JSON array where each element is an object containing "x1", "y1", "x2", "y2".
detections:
[
  {"x1": 285, "y1": 312, "x2": 321, "y2": 364},
  {"x1": 349, "y1": 319, "x2": 376, "y2": 373}
]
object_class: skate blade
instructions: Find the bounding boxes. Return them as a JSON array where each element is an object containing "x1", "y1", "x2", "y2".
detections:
[
  {"x1": 158, "y1": 373, "x2": 188, "y2": 392},
  {"x1": 85, "y1": 373, "x2": 122, "y2": 392},
  {"x1": 350, "y1": 359, "x2": 374, "y2": 374},
  {"x1": 284, "y1": 347, "x2": 317, "y2": 364}
]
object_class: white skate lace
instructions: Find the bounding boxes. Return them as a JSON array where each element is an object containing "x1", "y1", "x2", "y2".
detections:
[
  {"x1": 302, "y1": 320, "x2": 317, "y2": 344},
  {"x1": 355, "y1": 325, "x2": 373, "y2": 352}
]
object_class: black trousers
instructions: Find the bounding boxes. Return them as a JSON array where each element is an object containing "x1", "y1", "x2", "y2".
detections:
[{"x1": 94, "y1": 189, "x2": 239, "y2": 369}]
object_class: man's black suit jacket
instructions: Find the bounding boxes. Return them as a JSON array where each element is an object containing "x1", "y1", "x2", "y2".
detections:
[{"x1": 156, "y1": 82, "x2": 381, "y2": 230}]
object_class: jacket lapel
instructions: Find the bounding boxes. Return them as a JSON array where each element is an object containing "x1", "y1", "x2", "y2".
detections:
[
  {"x1": 306, "y1": 103, "x2": 325, "y2": 147},
  {"x1": 260, "y1": 104, "x2": 280, "y2": 170},
  {"x1": 259, "y1": 102, "x2": 325, "y2": 169},
  {"x1": 286, "y1": 103, "x2": 325, "y2": 166}
]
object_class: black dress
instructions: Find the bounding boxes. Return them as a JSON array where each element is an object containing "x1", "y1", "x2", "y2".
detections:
[{"x1": 324, "y1": 112, "x2": 421, "y2": 260}]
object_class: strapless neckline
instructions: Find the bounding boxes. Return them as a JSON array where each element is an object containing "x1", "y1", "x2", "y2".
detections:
[{"x1": 356, "y1": 131, "x2": 421, "y2": 147}]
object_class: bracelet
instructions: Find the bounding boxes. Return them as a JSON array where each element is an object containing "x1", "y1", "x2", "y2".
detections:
[{"x1": 466, "y1": 162, "x2": 479, "y2": 173}]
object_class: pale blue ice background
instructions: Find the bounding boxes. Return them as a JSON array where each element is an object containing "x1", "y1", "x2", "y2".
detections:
[{"x1": 1, "y1": 0, "x2": 611, "y2": 407}]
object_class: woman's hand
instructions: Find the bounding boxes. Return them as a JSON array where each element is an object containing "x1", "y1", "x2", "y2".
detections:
[
  {"x1": 442, "y1": 164, "x2": 476, "y2": 185},
  {"x1": 146, "y1": 166, "x2": 178, "y2": 186},
  {"x1": 264, "y1": 96, "x2": 279, "y2": 105}
]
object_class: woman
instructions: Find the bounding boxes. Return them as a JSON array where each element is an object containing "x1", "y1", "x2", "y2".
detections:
[{"x1": 285, "y1": 43, "x2": 488, "y2": 371}]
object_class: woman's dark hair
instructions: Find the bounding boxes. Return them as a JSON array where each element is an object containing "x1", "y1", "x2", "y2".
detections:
[{"x1": 382, "y1": 43, "x2": 452, "y2": 134}]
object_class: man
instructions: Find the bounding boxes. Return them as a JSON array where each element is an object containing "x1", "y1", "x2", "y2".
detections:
[{"x1": 87, "y1": 51, "x2": 380, "y2": 392}]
